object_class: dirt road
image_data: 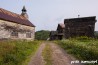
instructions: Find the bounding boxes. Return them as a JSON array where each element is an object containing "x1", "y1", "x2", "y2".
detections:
[
  {"x1": 28, "y1": 42, "x2": 83, "y2": 65},
  {"x1": 49, "y1": 42, "x2": 83, "y2": 65},
  {"x1": 28, "y1": 43, "x2": 46, "y2": 65}
]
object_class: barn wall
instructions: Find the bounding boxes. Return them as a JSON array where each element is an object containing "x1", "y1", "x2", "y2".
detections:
[{"x1": 64, "y1": 20, "x2": 96, "y2": 38}]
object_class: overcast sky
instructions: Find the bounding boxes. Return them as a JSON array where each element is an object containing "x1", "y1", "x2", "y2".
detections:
[{"x1": 0, "y1": 0, "x2": 98, "y2": 31}]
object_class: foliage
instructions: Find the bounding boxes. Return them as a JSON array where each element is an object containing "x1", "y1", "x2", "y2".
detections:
[
  {"x1": 55, "y1": 37, "x2": 98, "y2": 65},
  {"x1": 35, "y1": 30, "x2": 50, "y2": 40},
  {"x1": 73, "y1": 36, "x2": 95, "y2": 42},
  {"x1": 95, "y1": 31, "x2": 98, "y2": 38},
  {"x1": 0, "y1": 40, "x2": 41, "y2": 65}
]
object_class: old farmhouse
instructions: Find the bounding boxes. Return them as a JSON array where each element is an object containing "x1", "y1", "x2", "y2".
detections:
[
  {"x1": 49, "y1": 23, "x2": 65, "y2": 40},
  {"x1": 49, "y1": 16, "x2": 97, "y2": 40},
  {"x1": 56, "y1": 23, "x2": 65, "y2": 40},
  {"x1": 0, "y1": 6, "x2": 35, "y2": 40}
]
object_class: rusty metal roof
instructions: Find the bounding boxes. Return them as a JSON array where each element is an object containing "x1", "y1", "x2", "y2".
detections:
[
  {"x1": 59, "y1": 23, "x2": 65, "y2": 28},
  {"x1": 57, "y1": 23, "x2": 65, "y2": 30},
  {"x1": 0, "y1": 8, "x2": 35, "y2": 27},
  {"x1": 64, "y1": 16, "x2": 96, "y2": 23}
]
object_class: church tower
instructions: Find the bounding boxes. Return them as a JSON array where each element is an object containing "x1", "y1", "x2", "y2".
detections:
[{"x1": 21, "y1": 6, "x2": 28, "y2": 19}]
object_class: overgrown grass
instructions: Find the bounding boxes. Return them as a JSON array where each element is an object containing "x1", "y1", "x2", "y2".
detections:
[
  {"x1": 55, "y1": 37, "x2": 98, "y2": 65},
  {"x1": 42, "y1": 43, "x2": 52, "y2": 65},
  {"x1": 0, "y1": 40, "x2": 41, "y2": 65}
]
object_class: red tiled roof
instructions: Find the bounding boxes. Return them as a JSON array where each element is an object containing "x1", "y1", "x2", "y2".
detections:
[{"x1": 0, "y1": 8, "x2": 35, "y2": 27}]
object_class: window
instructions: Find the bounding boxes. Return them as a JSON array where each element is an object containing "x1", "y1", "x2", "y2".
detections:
[
  {"x1": 26, "y1": 32, "x2": 31, "y2": 38},
  {"x1": 11, "y1": 31, "x2": 18, "y2": 38}
]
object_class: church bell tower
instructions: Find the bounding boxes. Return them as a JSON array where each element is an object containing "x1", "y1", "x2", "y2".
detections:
[{"x1": 21, "y1": 6, "x2": 28, "y2": 19}]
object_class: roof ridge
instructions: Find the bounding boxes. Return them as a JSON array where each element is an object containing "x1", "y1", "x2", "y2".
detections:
[
  {"x1": 0, "y1": 8, "x2": 27, "y2": 20},
  {"x1": 0, "y1": 8, "x2": 35, "y2": 27},
  {"x1": 65, "y1": 16, "x2": 96, "y2": 20}
]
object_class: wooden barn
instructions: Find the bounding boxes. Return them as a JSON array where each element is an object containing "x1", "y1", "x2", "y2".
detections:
[
  {"x1": 56, "y1": 23, "x2": 65, "y2": 40},
  {"x1": 0, "y1": 6, "x2": 35, "y2": 40},
  {"x1": 64, "y1": 16, "x2": 97, "y2": 38},
  {"x1": 49, "y1": 31, "x2": 58, "y2": 40}
]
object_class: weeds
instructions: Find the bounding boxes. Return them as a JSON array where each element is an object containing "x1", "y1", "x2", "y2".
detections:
[
  {"x1": 42, "y1": 43, "x2": 52, "y2": 65},
  {"x1": 55, "y1": 37, "x2": 98, "y2": 65},
  {"x1": 0, "y1": 40, "x2": 40, "y2": 65}
]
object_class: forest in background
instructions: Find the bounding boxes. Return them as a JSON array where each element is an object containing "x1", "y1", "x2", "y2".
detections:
[
  {"x1": 35, "y1": 30, "x2": 50, "y2": 40},
  {"x1": 35, "y1": 30, "x2": 98, "y2": 40}
]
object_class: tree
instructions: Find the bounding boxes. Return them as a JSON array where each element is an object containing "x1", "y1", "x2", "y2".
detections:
[{"x1": 35, "y1": 30, "x2": 50, "y2": 40}]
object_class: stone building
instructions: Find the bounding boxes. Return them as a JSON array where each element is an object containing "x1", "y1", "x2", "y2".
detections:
[
  {"x1": 0, "y1": 6, "x2": 35, "y2": 40},
  {"x1": 56, "y1": 23, "x2": 65, "y2": 40},
  {"x1": 64, "y1": 16, "x2": 96, "y2": 38}
]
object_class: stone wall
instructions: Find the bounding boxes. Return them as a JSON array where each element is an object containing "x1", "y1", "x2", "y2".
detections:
[{"x1": 0, "y1": 19, "x2": 35, "y2": 40}]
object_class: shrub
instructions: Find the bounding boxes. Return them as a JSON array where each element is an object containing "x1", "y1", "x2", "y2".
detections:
[{"x1": 56, "y1": 38, "x2": 98, "y2": 65}]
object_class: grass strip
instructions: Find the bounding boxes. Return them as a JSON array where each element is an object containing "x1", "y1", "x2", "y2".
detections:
[{"x1": 42, "y1": 43, "x2": 52, "y2": 65}]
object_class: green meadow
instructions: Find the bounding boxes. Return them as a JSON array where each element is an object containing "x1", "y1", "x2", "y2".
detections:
[{"x1": 0, "y1": 40, "x2": 41, "y2": 65}]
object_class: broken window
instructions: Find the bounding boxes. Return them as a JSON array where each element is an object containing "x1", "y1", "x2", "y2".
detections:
[
  {"x1": 11, "y1": 31, "x2": 18, "y2": 38},
  {"x1": 26, "y1": 32, "x2": 31, "y2": 38}
]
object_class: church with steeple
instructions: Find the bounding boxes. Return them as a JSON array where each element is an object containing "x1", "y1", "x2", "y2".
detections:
[{"x1": 0, "y1": 6, "x2": 35, "y2": 40}]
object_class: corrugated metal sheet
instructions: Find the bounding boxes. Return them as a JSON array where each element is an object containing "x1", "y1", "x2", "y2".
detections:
[
  {"x1": 64, "y1": 16, "x2": 96, "y2": 23},
  {"x1": 59, "y1": 23, "x2": 65, "y2": 28}
]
